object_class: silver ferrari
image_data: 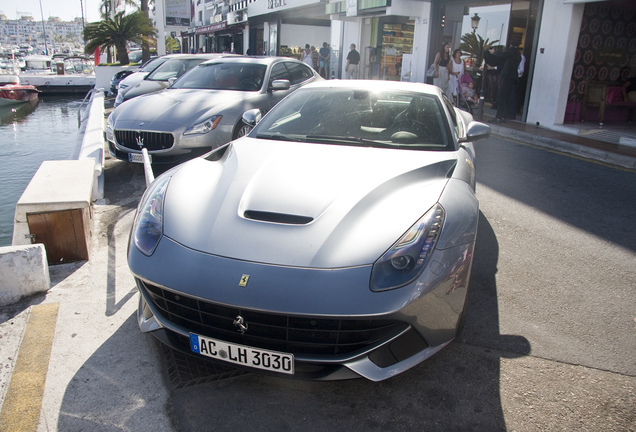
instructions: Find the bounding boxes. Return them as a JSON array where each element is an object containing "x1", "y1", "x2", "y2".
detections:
[
  {"x1": 128, "y1": 80, "x2": 491, "y2": 381},
  {"x1": 107, "y1": 56, "x2": 321, "y2": 165}
]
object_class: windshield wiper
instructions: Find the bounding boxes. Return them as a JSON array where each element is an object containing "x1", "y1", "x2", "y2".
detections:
[
  {"x1": 305, "y1": 135, "x2": 395, "y2": 148},
  {"x1": 255, "y1": 133, "x2": 304, "y2": 142}
]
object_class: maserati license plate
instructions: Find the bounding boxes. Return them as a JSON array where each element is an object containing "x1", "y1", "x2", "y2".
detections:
[{"x1": 190, "y1": 333, "x2": 294, "y2": 375}]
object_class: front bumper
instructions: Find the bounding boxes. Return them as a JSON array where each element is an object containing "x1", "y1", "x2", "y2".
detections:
[{"x1": 130, "y1": 235, "x2": 474, "y2": 381}]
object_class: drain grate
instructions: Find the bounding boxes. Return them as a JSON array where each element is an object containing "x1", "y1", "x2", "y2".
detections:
[{"x1": 161, "y1": 343, "x2": 246, "y2": 388}]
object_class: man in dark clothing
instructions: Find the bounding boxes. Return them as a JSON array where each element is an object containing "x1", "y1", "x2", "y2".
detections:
[
  {"x1": 346, "y1": 44, "x2": 360, "y2": 79},
  {"x1": 483, "y1": 41, "x2": 522, "y2": 122}
]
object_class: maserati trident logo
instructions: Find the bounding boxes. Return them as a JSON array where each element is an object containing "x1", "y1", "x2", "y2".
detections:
[
  {"x1": 233, "y1": 315, "x2": 248, "y2": 334},
  {"x1": 135, "y1": 132, "x2": 144, "y2": 149}
]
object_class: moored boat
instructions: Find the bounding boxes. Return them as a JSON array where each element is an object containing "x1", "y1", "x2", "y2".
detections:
[{"x1": 0, "y1": 74, "x2": 40, "y2": 106}]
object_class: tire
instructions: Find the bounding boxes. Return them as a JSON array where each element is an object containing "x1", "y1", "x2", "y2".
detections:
[{"x1": 233, "y1": 121, "x2": 252, "y2": 139}]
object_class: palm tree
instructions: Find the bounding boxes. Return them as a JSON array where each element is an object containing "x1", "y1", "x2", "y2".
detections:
[
  {"x1": 460, "y1": 32, "x2": 499, "y2": 72},
  {"x1": 83, "y1": 11, "x2": 157, "y2": 65}
]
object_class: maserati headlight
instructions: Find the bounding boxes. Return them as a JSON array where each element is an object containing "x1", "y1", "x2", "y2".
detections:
[
  {"x1": 133, "y1": 175, "x2": 171, "y2": 256},
  {"x1": 184, "y1": 115, "x2": 223, "y2": 135},
  {"x1": 106, "y1": 115, "x2": 115, "y2": 142},
  {"x1": 370, "y1": 204, "x2": 445, "y2": 292}
]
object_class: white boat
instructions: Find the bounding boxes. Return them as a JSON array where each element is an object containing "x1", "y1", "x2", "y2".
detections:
[{"x1": 21, "y1": 55, "x2": 96, "y2": 94}]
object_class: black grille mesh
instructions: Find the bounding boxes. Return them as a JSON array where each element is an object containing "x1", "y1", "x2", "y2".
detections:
[
  {"x1": 141, "y1": 281, "x2": 408, "y2": 356},
  {"x1": 115, "y1": 130, "x2": 174, "y2": 151}
]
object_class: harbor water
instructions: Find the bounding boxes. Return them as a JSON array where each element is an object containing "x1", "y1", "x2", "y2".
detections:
[{"x1": 0, "y1": 95, "x2": 84, "y2": 247}]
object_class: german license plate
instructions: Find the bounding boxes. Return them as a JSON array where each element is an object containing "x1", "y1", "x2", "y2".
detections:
[
  {"x1": 190, "y1": 333, "x2": 294, "y2": 375},
  {"x1": 128, "y1": 152, "x2": 149, "y2": 163}
]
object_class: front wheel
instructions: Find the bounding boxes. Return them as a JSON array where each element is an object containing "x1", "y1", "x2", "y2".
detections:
[{"x1": 233, "y1": 121, "x2": 252, "y2": 139}]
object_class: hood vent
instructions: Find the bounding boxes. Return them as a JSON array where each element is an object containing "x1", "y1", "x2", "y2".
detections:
[{"x1": 244, "y1": 210, "x2": 313, "y2": 225}]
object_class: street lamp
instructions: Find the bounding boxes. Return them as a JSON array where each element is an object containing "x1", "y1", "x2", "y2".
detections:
[{"x1": 471, "y1": 13, "x2": 481, "y2": 33}]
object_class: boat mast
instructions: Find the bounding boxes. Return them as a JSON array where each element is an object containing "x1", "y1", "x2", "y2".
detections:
[{"x1": 38, "y1": 0, "x2": 49, "y2": 56}]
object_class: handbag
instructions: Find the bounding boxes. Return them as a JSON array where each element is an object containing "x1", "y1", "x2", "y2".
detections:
[{"x1": 426, "y1": 64, "x2": 436, "y2": 78}]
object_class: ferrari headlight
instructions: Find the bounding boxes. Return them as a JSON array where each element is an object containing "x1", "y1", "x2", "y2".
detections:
[
  {"x1": 370, "y1": 204, "x2": 445, "y2": 292},
  {"x1": 184, "y1": 115, "x2": 222, "y2": 135},
  {"x1": 133, "y1": 175, "x2": 171, "y2": 256}
]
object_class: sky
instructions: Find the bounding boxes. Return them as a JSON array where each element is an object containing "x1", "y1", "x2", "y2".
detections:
[{"x1": 0, "y1": 0, "x2": 103, "y2": 23}]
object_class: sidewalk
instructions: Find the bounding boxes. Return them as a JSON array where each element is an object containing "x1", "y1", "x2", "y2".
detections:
[{"x1": 481, "y1": 110, "x2": 636, "y2": 170}]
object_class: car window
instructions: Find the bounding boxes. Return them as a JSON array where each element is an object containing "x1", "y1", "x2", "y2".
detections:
[
  {"x1": 269, "y1": 63, "x2": 291, "y2": 86},
  {"x1": 146, "y1": 58, "x2": 205, "y2": 81},
  {"x1": 172, "y1": 63, "x2": 267, "y2": 91},
  {"x1": 442, "y1": 95, "x2": 461, "y2": 136},
  {"x1": 253, "y1": 88, "x2": 452, "y2": 151},
  {"x1": 284, "y1": 62, "x2": 314, "y2": 85}
]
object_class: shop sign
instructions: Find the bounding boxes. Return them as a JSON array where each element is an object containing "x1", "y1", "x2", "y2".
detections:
[
  {"x1": 195, "y1": 21, "x2": 228, "y2": 34},
  {"x1": 268, "y1": 0, "x2": 286, "y2": 10}
]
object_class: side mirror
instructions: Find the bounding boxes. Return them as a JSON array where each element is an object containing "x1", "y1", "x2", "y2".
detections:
[
  {"x1": 168, "y1": 77, "x2": 177, "y2": 87},
  {"x1": 458, "y1": 121, "x2": 491, "y2": 143},
  {"x1": 242, "y1": 109, "x2": 262, "y2": 127},
  {"x1": 269, "y1": 79, "x2": 291, "y2": 92}
]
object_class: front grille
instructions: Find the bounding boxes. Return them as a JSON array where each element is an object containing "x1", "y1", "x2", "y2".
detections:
[
  {"x1": 115, "y1": 130, "x2": 174, "y2": 151},
  {"x1": 141, "y1": 281, "x2": 408, "y2": 356}
]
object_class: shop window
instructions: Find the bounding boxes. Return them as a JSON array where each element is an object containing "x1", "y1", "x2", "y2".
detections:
[{"x1": 380, "y1": 22, "x2": 414, "y2": 81}]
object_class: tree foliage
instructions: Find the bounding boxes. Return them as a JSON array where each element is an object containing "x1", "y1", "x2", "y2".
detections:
[
  {"x1": 459, "y1": 32, "x2": 500, "y2": 69},
  {"x1": 83, "y1": 11, "x2": 157, "y2": 65}
]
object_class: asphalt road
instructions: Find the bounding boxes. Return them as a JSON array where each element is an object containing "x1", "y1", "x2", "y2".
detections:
[{"x1": 1, "y1": 135, "x2": 634, "y2": 431}]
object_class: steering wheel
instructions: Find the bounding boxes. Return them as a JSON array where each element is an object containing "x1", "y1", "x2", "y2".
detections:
[{"x1": 240, "y1": 80, "x2": 259, "y2": 91}]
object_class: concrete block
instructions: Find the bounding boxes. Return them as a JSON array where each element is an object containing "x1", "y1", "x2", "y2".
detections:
[
  {"x1": 0, "y1": 244, "x2": 50, "y2": 306},
  {"x1": 12, "y1": 160, "x2": 94, "y2": 264}
]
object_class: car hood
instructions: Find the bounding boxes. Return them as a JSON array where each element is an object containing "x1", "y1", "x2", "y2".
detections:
[
  {"x1": 112, "y1": 89, "x2": 248, "y2": 130},
  {"x1": 162, "y1": 138, "x2": 457, "y2": 268}
]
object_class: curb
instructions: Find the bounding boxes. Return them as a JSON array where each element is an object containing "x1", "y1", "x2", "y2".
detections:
[{"x1": 489, "y1": 125, "x2": 636, "y2": 170}]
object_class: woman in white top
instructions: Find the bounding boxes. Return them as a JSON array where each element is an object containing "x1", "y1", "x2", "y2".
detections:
[
  {"x1": 448, "y1": 49, "x2": 465, "y2": 103},
  {"x1": 302, "y1": 44, "x2": 313, "y2": 66}
]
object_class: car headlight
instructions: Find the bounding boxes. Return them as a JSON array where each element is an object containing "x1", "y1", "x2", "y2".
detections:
[
  {"x1": 370, "y1": 204, "x2": 445, "y2": 292},
  {"x1": 132, "y1": 175, "x2": 171, "y2": 256},
  {"x1": 184, "y1": 115, "x2": 222, "y2": 135},
  {"x1": 106, "y1": 115, "x2": 115, "y2": 142}
]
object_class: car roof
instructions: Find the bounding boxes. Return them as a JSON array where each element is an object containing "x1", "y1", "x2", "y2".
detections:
[
  {"x1": 198, "y1": 56, "x2": 304, "y2": 66},
  {"x1": 161, "y1": 53, "x2": 235, "y2": 61},
  {"x1": 299, "y1": 79, "x2": 443, "y2": 96}
]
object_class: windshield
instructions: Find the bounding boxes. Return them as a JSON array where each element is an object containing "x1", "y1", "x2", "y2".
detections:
[
  {"x1": 171, "y1": 62, "x2": 266, "y2": 91},
  {"x1": 140, "y1": 56, "x2": 167, "y2": 73},
  {"x1": 146, "y1": 58, "x2": 206, "y2": 81},
  {"x1": 252, "y1": 88, "x2": 453, "y2": 151}
]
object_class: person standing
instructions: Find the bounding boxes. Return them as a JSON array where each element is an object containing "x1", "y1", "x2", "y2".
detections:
[
  {"x1": 302, "y1": 44, "x2": 313, "y2": 66},
  {"x1": 345, "y1": 44, "x2": 360, "y2": 79},
  {"x1": 311, "y1": 46, "x2": 319, "y2": 72},
  {"x1": 433, "y1": 43, "x2": 451, "y2": 99},
  {"x1": 448, "y1": 48, "x2": 465, "y2": 104},
  {"x1": 319, "y1": 42, "x2": 330, "y2": 78},
  {"x1": 483, "y1": 40, "x2": 521, "y2": 122}
]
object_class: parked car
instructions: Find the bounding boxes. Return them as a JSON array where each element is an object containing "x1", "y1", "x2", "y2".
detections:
[
  {"x1": 107, "y1": 56, "x2": 321, "y2": 164},
  {"x1": 127, "y1": 80, "x2": 491, "y2": 381},
  {"x1": 114, "y1": 55, "x2": 175, "y2": 98},
  {"x1": 114, "y1": 53, "x2": 229, "y2": 107}
]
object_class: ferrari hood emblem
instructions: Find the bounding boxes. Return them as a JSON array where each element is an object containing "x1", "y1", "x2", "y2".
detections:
[
  {"x1": 233, "y1": 315, "x2": 248, "y2": 334},
  {"x1": 239, "y1": 274, "x2": 249, "y2": 287}
]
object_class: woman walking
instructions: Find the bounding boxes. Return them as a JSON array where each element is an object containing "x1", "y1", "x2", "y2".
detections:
[{"x1": 433, "y1": 43, "x2": 451, "y2": 99}]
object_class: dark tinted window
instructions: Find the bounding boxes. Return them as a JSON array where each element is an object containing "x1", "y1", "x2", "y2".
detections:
[
  {"x1": 269, "y1": 63, "x2": 291, "y2": 86},
  {"x1": 285, "y1": 62, "x2": 314, "y2": 85}
]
